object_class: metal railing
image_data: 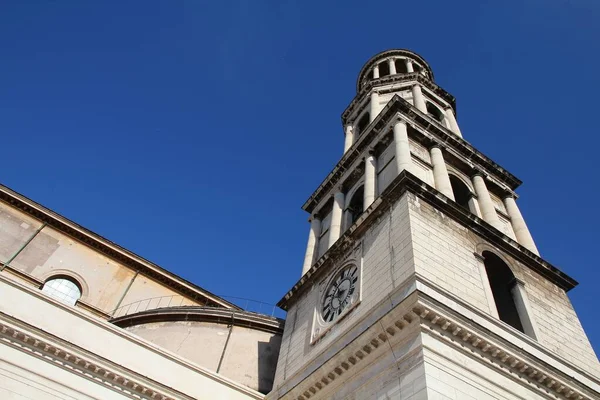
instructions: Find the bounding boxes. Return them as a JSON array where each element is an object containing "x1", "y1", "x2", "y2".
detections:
[{"x1": 111, "y1": 294, "x2": 286, "y2": 319}]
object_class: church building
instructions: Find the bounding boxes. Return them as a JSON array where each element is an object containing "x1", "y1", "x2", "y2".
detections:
[{"x1": 1, "y1": 49, "x2": 599, "y2": 400}]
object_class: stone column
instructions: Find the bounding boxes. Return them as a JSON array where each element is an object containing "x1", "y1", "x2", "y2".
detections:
[
  {"x1": 504, "y1": 195, "x2": 539, "y2": 255},
  {"x1": 511, "y1": 280, "x2": 540, "y2": 339},
  {"x1": 301, "y1": 217, "x2": 321, "y2": 276},
  {"x1": 472, "y1": 173, "x2": 502, "y2": 230},
  {"x1": 327, "y1": 191, "x2": 345, "y2": 249},
  {"x1": 343, "y1": 125, "x2": 354, "y2": 153},
  {"x1": 412, "y1": 84, "x2": 427, "y2": 113},
  {"x1": 406, "y1": 59, "x2": 414, "y2": 73},
  {"x1": 429, "y1": 146, "x2": 454, "y2": 200},
  {"x1": 393, "y1": 120, "x2": 412, "y2": 174},
  {"x1": 364, "y1": 151, "x2": 377, "y2": 209},
  {"x1": 388, "y1": 59, "x2": 396, "y2": 75},
  {"x1": 373, "y1": 65, "x2": 380, "y2": 79},
  {"x1": 445, "y1": 108, "x2": 463, "y2": 138},
  {"x1": 369, "y1": 92, "x2": 380, "y2": 122}
]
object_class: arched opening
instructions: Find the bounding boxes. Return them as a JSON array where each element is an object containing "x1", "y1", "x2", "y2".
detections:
[
  {"x1": 426, "y1": 102, "x2": 445, "y2": 124},
  {"x1": 413, "y1": 63, "x2": 423, "y2": 73},
  {"x1": 482, "y1": 252, "x2": 524, "y2": 333},
  {"x1": 346, "y1": 186, "x2": 364, "y2": 227},
  {"x1": 355, "y1": 112, "x2": 370, "y2": 138},
  {"x1": 378, "y1": 61, "x2": 390, "y2": 77},
  {"x1": 449, "y1": 175, "x2": 472, "y2": 211},
  {"x1": 367, "y1": 70, "x2": 374, "y2": 81},
  {"x1": 395, "y1": 59, "x2": 408, "y2": 74},
  {"x1": 42, "y1": 276, "x2": 82, "y2": 306}
]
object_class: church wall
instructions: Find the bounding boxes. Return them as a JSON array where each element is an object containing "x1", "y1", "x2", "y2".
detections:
[
  {"x1": 408, "y1": 192, "x2": 600, "y2": 376},
  {"x1": 273, "y1": 194, "x2": 415, "y2": 388},
  {"x1": 0, "y1": 344, "x2": 129, "y2": 400},
  {"x1": 9, "y1": 224, "x2": 138, "y2": 313},
  {"x1": 516, "y1": 263, "x2": 600, "y2": 377},
  {"x1": 0, "y1": 275, "x2": 263, "y2": 400},
  {"x1": 125, "y1": 320, "x2": 281, "y2": 394},
  {"x1": 421, "y1": 334, "x2": 549, "y2": 400},
  {"x1": 220, "y1": 325, "x2": 282, "y2": 394},
  {"x1": 0, "y1": 201, "x2": 44, "y2": 265},
  {"x1": 335, "y1": 333, "x2": 427, "y2": 400},
  {"x1": 408, "y1": 193, "x2": 492, "y2": 315},
  {"x1": 0, "y1": 200, "x2": 204, "y2": 316}
]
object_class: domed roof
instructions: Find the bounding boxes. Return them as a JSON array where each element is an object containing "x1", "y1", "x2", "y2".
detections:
[{"x1": 356, "y1": 49, "x2": 434, "y2": 92}]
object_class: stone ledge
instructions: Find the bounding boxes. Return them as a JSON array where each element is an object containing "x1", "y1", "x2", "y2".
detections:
[
  {"x1": 284, "y1": 171, "x2": 576, "y2": 311},
  {"x1": 272, "y1": 284, "x2": 598, "y2": 400}
]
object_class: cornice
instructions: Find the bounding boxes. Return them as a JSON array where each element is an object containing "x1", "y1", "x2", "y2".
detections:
[
  {"x1": 111, "y1": 306, "x2": 285, "y2": 335},
  {"x1": 0, "y1": 184, "x2": 240, "y2": 311},
  {"x1": 343, "y1": 73, "x2": 456, "y2": 125},
  {"x1": 286, "y1": 171, "x2": 576, "y2": 310},
  {"x1": 0, "y1": 274, "x2": 264, "y2": 400},
  {"x1": 0, "y1": 316, "x2": 196, "y2": 400},
  {"x1": 276, "y1": 291, "x2": 597, "y2": 400},
  {"x1": 306, "y1": 95, "x2": 521, "y2": 214}
]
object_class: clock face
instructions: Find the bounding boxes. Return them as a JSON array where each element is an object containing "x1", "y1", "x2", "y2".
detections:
[{"x1": 321, "y1": 265, "x2": 358, "y2": 323}]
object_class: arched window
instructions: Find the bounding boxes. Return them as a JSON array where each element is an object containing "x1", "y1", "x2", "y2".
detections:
[
  {"x1": 346, "y1": 186, "x2": 364, "y2": 227},
  {"x1": 42, "y1": 276, "x2": 82, "y2": 306},
  {"x1": 482, "y1": 252, "x2": 524, "y2": 333},
  {"x1": 426, "y1": 102, "x2": 445, "y2": 124},
  {"x1": 395, "y1": 59, "x2": 408, "y2": 74},
  {"x1": 378, "y1": 61, "x2": 390, "y2": 77},
  {"x1": 355, "y1": 112, "x2": 370, "y2": 138},
  {"x1": 449, "y1": 175, "x2": 472, "y2": 211}
]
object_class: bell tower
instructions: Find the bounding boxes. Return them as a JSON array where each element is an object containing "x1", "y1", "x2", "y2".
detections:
[{"x1": 268, "y1": 49, "x2": 600, "y2": 400}]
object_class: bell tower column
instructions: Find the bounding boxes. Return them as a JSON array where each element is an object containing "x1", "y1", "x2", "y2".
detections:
[
  {"x1": 411, "y1": 84, "x2": 427, "y2": 113},
  {"x1": 472, "y1": 173, "x2": 502, "y2": 230},
  {"x1": 503, "y1": 194, "x2": 539, "y2": 255},
  {"x1": 301, "y1": 216, "x2": 321, "y2": 275},
  {"x1": 343, "y1": 125, "x2": 354, "y2": 153},
  {"x1": 388, "y1": 58, "x2": 396, "y2": 75},
  {"x1": 364, "y1": 151, "x2": 377, "y2": 209},
  {"x1": 429, "y1": 145, "x2": 454, "y2": 200},
  {"x1": 327, "y1": 191, "x2": 345, "y2": 248},
  {"x1": 444, "y1": 108, "x2": 463, "y2": 138},
  {"x1": 394, "y1": 120, "x2": 411, "y2": 173},
  {"x1": 370, "y1": 92, "x2": 380, "y2": 122}
]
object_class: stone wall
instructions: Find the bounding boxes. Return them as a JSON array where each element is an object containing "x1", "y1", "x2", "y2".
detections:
[
  {"x1": 126, "y1": 320, "x2": 282, "y2": 394},
  {"x1": 273, "y1": 194, "x2": 415, "y2": 387},
  {"x1": 407, "y1": 192, "x2": 600, "y2": 376}
]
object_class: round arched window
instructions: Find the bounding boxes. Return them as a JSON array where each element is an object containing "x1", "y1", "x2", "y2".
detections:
[{"x1": 42, "y1": 277, "x2": 82, "y2": 306}]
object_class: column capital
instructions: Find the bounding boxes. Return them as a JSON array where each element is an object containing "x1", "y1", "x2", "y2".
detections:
[
  {"x1": 308, "y1": 214, "x2": 321, "y2": 223},
  {"x1": 471, "y1": 168, "x2": 488, "y2": 179},
  {"x1": 428, "y1": 142, "x2": 445, "y2": 151},
  {"x1": 502, "y1": 190, "x2": 518, "y2": 200},
  {"x1": 393, "y1": 117, "x2": 407, "y2": 126},
  {"x1": 366, "y1": 147, "x2": 376, "y2": 157}
]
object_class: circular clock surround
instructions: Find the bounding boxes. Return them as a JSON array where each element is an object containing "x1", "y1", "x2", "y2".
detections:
[{"x1": 321, "y1": 265, "x2": 359, "y2": 323}]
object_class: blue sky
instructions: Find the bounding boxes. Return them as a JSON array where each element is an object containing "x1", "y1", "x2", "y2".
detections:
[{"x1": 1, "y1": 1, "x2": 599, "y2": 353}]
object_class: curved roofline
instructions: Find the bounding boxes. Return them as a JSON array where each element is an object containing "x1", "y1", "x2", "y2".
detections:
[
  {"x1": 110, "y1": 306, "x2": 285, "y2": 334},
  {"x1": 356, "y1": 49, "x2": 434, "y2": 92}
]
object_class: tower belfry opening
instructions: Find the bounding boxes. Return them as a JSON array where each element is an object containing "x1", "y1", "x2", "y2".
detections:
[
  {"x1": 482, "y1": 251, "x2": 525, "y2": 333},
  {"x1": 272, "y1": 48, "x2": 600, "y2": 400}
]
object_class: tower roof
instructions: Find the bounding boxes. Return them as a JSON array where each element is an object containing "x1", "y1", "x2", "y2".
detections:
[{"x1": 356, "y1": 49, "x2": 434, "y2": 92}]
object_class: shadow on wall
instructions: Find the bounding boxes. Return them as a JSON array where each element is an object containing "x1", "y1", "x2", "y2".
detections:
[{"x1": 257, "y1": 334, "x2": 282, "y2": 394}]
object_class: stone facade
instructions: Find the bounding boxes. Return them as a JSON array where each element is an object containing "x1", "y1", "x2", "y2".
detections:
[
  {"x1": 273, "y1": 49, "x2": 600, "y2": 400},
  {"x1": 0, "y1": 183, "x2": 284, "y2": 398}
]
